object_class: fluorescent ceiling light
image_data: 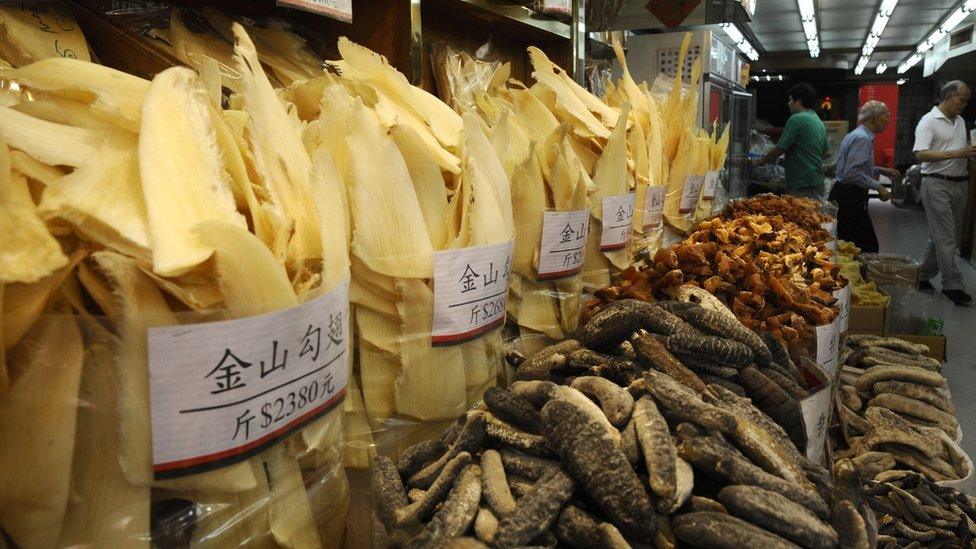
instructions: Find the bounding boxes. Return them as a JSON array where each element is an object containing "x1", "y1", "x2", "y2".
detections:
[
  {"x1": 876, "y1": 61, "x2": 888, "y2": 74},
  {"x1": 898, "y1": 0, "x2": 976, "y2": 73},
  {"x1": 897, "y1": 78, "x2": 907, "y2": 84},
  {"x1": 721, "y1": 23, "x2": 761, "y2": 61},
  {"x1": 796, "y1": 0, "x2": 820, "y2": 58},
  {"x1": 854, "y1": 0, "x2": 900, "y2": 74},
  {"x1": 897, "y1": 52, "x2": 922, "y2": 73}
]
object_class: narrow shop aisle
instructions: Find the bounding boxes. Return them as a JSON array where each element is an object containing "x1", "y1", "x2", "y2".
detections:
[{"x1": 870, "y1": 199, "x2": 976, "y2": 459}]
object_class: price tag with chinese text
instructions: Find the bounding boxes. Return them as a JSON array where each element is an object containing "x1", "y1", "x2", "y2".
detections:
[
  {"x1": 432, "y1": 241, "x2": 514, "y2": 345},
  {"x1": 148, "y1": 278, "x2": 350, "y2": 479},
  {"x1": 801, "y1": 387, "x2": 832, "y2": 463},
  {"x1": 600, "y1": 193, "x2": 635, "y2": 251},
  {"x1": 679, "y1": 175, "x2": 705, "y2": 213},
  {"x1": 833, "y1": 285, "x2": 851, "y2": 335},
  {"x1": 538, "y1": 209, "x2": 589, "y2": 280},
  {"x1": 702, "y1": 170, "x2": 721, "y2": 200},
  {"x1": 643, "y1": 187, "x2": 666, "y2": 230},
  {"x1": 815, "y1": 320, "x2": 839, "y2": 378}
]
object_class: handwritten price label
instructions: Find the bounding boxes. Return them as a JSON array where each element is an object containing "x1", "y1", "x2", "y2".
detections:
[
  {"x1": 432, "y1": 241, "x2": 514, "y2": 346},
  {"x1": 147, "y1": 279, "x2": 349, "y2": 479},
  {"x1": 702, "y1": 170, "x2": 721, "y2": 200},
  {"x1": 538, "y1": 209, "x2": 589, "y2": 280},
  {"x1": 801, "y1": 388, "x2": 832, "y2": 463},
  {"x1": 643, "y1": 187, "x2": 666, "y2": 230},
  {"x1": 679, "y1": 175, "x2": 705, "y2": 213},
  {"x1": 600, "y1": 193, "x2": 635, "y2": 251},
  {"x1": 815, "y1": 320, "x2": 839, "y2": 378}
]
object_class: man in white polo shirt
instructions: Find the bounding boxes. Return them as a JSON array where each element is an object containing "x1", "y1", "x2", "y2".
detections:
[{"x1": 913, "y1": 80, "x2": 976, "y2": 305}]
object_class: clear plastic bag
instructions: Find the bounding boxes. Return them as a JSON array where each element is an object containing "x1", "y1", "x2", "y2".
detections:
[
  {"x1": 0, "y1": 310, "x2": 349, "y2": 548},
  {"x1": 429, "y1": 41, "x2": 502, "y2": 113},
  {"x1": 860, "y1": 253, "x2": 923, "y2": 334}
]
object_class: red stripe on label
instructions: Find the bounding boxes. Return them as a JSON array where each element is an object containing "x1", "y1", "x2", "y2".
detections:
[
  {"x1": 600, "y1": 242, "x2": 629, "y2": 251},
  {"x1": 431, "y1": 317, "x2": 505, "y2": 346},
  {"x1": 153, "y1": 388, "x2": 347, "y2": 473}
]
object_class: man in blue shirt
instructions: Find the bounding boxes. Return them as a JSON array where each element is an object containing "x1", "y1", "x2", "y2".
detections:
[{"x1": 828, "y1": 101, "x2": 899, "y2": 252}]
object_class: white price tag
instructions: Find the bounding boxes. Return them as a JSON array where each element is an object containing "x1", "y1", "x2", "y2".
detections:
[
  {"x1": 815, "y1": 321, "x2": 839, "y2": 378},
  {"x1": 538, "y1": 209, "x2": 590, "y2": 280},
  {"x1": 679, "y1": 175, "x2": 706, "y2": 213},
  {"x1": 833, "y1": 285, "x2": 851, "y2": 334},
  {"x1": 821, "y1": 220, "x2": 837, "y2": 237},
  {"x1": 277, "y1": 0, "x2": 352, "y2": 22},
  {"x1": 801, "y1": 387, "x2": 832, "y2": 463},
  {"x1": 148, "y1": 279, "x2": 350, "y2": 479},
  {"x1": 643, "y1": 187, "x2": 666, "y2": 230},
  {"x1": 702, "y1": 170, "x2": 721, "y2": 200},
  {"x1": 600, "y1": 193, "x2": 635, "y2": 251},
  {"x1": 432, "y1": 241, "x2": 514, "y2": 346}
]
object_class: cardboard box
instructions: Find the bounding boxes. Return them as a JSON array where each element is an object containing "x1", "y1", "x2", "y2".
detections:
[
  {"x1": 848, "y1": 304, "x2": 886, "y2": 335},
  {"x1": 887, "y1": 334, "x2": 947, "y2": 362}
]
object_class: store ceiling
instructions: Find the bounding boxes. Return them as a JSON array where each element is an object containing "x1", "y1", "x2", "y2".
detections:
[
  {"x1": 750, "y1": 0, "x2": 961, "y2": 70},
  {"x1": 612, "y1": 0, "x2": 970, "y2": 74}
]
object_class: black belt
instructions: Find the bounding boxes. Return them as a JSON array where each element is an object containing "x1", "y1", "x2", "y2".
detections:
[{"x1": 922, "y1": 173, "x2": 968, "y2": 182}]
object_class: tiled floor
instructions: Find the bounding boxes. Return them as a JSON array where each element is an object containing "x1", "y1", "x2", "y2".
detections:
[{"x1": 869, "y1": 199, "x2": 976, "y2": 460}]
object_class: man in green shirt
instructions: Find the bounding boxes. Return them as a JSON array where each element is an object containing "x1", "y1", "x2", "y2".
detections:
[{"x1": 756, "y1": 83, "x2": 830, "y2": 200}]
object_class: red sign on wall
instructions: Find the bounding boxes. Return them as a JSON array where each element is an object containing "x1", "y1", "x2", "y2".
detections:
[{"x1": 859, "y1": 84, "x2": 900, "y2": 168}]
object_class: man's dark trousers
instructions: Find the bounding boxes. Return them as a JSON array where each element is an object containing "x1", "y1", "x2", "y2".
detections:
[{"x1": 829, "y1": 182, "x2": 879, "y2": 253}]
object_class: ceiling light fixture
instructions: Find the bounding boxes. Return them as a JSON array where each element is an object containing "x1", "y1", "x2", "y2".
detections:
[
  {"x1": 797, "y1": 0, "x2": 820, "y2": 57},
  {"x1": 876, "y1": 61, "x2": 888, "y2": 74},
  {"x1": 898, "y1": 0, "x2": 976, "y2": 73},
  {"x1": 721, "y1": 23, "x2": 761, "y2": 61},
  {"x1": 853, "y1": 0, "x2": 900, "y2": 75},
  {"x1": 897, "y1": 78, "x2": 907, "y2": 84}
]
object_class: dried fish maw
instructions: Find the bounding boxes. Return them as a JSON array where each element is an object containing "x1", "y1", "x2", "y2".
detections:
[
  {"x1": 358, "y1": 344, "x2": 400, "y2": 428},
  {"x1": 390, "y1": 123, "x2": 450, "y2": 250},
  {"x1": 39, "y1": 131, "x2": 151, "y2": 262},
  {"x1": 234, "y1": 24, "x2": 325, "y2": 270},
  {"x1": 518, "y1": 280, "x2": 563, "y2": 339},
  {"x1": 346, "y1": 99, "x2": 434, "y2": 278},
  {"x1": 527, "y1": 47, "x2": 611, "y2": 140},
  {"x1": 191, "y1": 459, "x2": 274, "y2": 549},
  {"x1": 461, "y1": 332, "x2": 500, "y2": 407},
  {"x1": 0, "y1": 58, "x2": 147, "y2": 132},
  {"x1": 342, "y1": 374, "x2": 376, "y2": 467},
  {"x1": 59, "y1": 343, "x2": 150, "y2": 548},
  {"x1": 0, "y1": 314, "x2": 83, "y2": 549},
  {"x1": 0, "y1": 142, "x2": 67, "y2": 284},
  {"x1": 309, "y1": 150, "x2": 350, "y2": 288},
  {"x1": 509, "y1": 154, "x2": 546, "y2": 279},
  {"x1": 195, "y1": 221, "x2": 298, "y2": 315},
  {"x1": 139, "y1": 66, "x2": 246, "y2": 276},
  {"x1": 510, "y1": 88, "x2": 559, "y2": 143},
  {"x1": 2, "y1": 249, "x2": 84, "y2": 350},
  {"x1": 307, "y1": 457, "x2": 349, "y2": 547},
  {"x1": 395, "y1": 278, "x2": 466, "y2": 420},
  {"x1": 0, "y1": 104, "x2": 107, "y2": 168},
  {"x1": 93, "y1": 251, "x2": 256, "y2": 491},
  {"x1": 463, "y1": 112, "x2": 513, "y2": 235},
  {"x1": 209, "y1": 103, "x2": 274, "y2": 246},
  {"x1": 358, "y1": 305, "x2": 400, "y2": 356},
  {"x1": 266, "y1": 451, "x2": 323, "y2": 548}
]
